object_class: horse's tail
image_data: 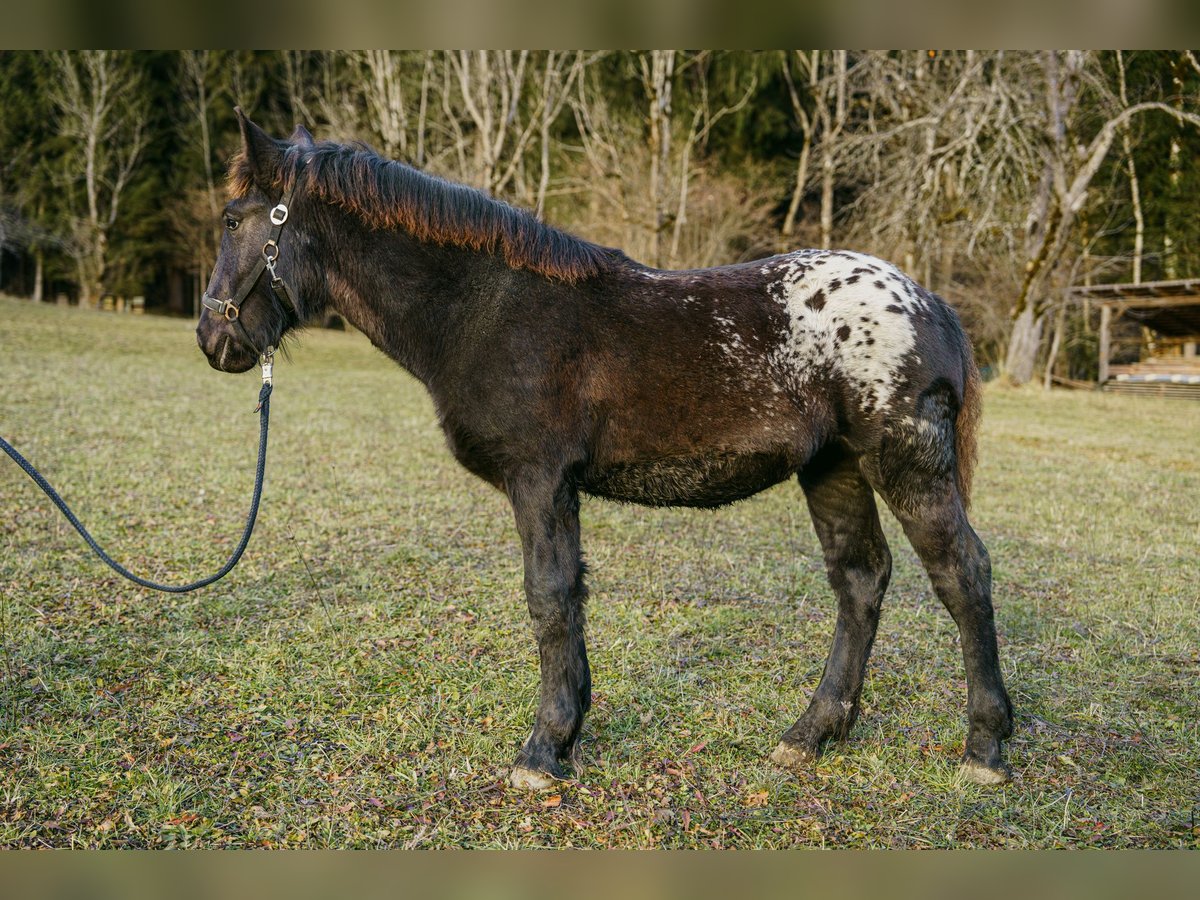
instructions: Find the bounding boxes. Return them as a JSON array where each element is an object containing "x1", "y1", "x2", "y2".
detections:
[{"x1": 955, "y1": 328, "x2": 983, "y2": 510}]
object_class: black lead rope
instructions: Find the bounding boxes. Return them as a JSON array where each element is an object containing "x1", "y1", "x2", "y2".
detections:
[
  {"x1": 4, "y1": 175, "x2": 300, "y2": 593},
  {"x1": 0, "y1": 372, "x2": 273, "y2": 594}
]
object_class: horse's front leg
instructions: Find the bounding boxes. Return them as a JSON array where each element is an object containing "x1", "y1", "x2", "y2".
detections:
[{"x1": 506, "y1": 470, "x2": 591, "y2": 790}]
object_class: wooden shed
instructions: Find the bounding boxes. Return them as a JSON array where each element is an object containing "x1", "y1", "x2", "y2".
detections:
[{"x1": 1072, "y1": 278, "x2": 1200, "y2": 399}]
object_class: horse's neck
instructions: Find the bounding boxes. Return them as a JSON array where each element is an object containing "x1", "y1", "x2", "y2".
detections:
[{"x1": 315, "y1": 224, "x2": 503, "y2": 387}]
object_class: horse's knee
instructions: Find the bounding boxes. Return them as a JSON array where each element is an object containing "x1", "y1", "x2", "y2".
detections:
[{"x1": 525, "y1": 568, "x2": 587, "y2": 637}]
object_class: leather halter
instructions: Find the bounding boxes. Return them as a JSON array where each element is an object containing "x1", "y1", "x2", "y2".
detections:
[{"x1": 202, "y1": 180, "x2": 300, "y2": 322}]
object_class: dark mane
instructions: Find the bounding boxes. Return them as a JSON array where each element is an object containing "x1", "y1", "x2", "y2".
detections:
[{"x1": 229, "y1": 141, "x2": 611, "y2": 283}]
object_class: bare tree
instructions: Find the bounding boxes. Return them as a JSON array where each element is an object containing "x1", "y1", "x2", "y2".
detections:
[
  {"x1": 829, "y1": 51, "x2": 1200, "y2": 381},
  {"x1": 280, "y1": 51, "x2": 308, "y2": 126},
  {"x1": 814, "y1": 50, "x2": 849, "y2": 251},
  {"x1": 48, "y1": 51, "x2": 149, "y2": 306},
  {"x1": 532, "y1": 52, "x2": 587, "y2": 219},
  {"x1": 444, "y1": 51, "x2": 532, "y2": 194},
  {"x1": 569, "y1": 53, "x2": 773, "y2": 270},
  {"x1": 638, "y1": 51, "x2": 676, "y2": 266},
  {"x1": 227, "y1": 51, "x2": 263, "y2": 116},
  {"x1": 1005, "y1": 51, "x2": 1200, "y2": 383},
  {"x1": 1116, "y1": 51, "x2": 1145, "y2": 285},
  {"x1": 667, "y1": 57, "x2": 757, "y2": 266},
  {"x1": 354, "y1": 50, "x2": 416, "y2": 158},
  {"x1": 179, "y1": 51, "x2": 224, "y2": 289},
  {"x1": 404, "y1": 51, "x2": 589, "y2": 216}
]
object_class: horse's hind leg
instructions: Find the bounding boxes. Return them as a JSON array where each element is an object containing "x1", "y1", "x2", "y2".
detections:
[
  {"x1": 771, "y1": 447, "x2": 892, "y2": 769},
  {"x1": 871, "y1": 388, "x2": 1014, "y2": 784},
  {"x1": 886, "y1": 491, "x2": 1013, "y2": 783}
]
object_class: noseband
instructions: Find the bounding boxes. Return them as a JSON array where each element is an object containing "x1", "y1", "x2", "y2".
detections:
[{"x1": 202, "y1": 180, "x2": 300, "y2": 324}]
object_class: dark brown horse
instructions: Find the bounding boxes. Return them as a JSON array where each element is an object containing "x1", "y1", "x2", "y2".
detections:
[{"x1": 197, "y1": 111, "x2": 1013, "y2": 789}]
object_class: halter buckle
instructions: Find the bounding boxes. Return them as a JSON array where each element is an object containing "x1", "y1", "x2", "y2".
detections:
[
  {"x1": 201, "y1": 293, "x2": 239, "y2": 321},
  {"x1": 269, "y1": 203, "x2": 289, "y2": 226}
]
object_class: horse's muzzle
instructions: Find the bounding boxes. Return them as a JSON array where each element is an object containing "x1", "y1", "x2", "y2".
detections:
[{"x1": 197, "y1": 321, "x2": 257, "y2": 374}]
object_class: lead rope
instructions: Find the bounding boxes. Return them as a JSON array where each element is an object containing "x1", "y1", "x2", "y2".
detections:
[{"x1": 0, "y1": 350, "x2": 276, "y2": 593}]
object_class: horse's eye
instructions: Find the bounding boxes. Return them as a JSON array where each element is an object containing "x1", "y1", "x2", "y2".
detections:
[{"x1": 225, "y1": 216, "x2": 239, "y2": 231}]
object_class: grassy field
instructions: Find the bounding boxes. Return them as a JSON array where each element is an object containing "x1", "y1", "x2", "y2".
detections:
[{"x1": 1, "y1": 295, "x2": 1197, "y2": 848}]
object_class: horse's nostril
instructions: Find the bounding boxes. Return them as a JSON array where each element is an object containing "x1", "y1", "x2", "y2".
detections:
[{"x1": 197, "y1": 318, "x2": 221, "y2": 357}]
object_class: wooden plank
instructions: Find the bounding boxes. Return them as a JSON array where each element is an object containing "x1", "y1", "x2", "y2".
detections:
[
  {"x1": 1070, "y1": 277, "x2": 1200, "y2": 300},
  {"x1": 1104, "y1": 362, "x2": 1200, "y2": 376},
  {"x1": 1050, "y1": 374, "x2": 1095, "y2": 390},
  {"x1": 1103, "y1": 296, "x2": 1200, "y2": 310},
  {"x1": 1104, "y1": 381, "x2": 1200, "y2": 400}
]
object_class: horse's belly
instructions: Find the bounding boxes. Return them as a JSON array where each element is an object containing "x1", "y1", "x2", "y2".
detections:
[{"x1": 580, "y1": 449, "x2": 798, "y2": 508}]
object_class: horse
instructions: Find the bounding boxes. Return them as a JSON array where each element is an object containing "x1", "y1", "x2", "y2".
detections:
[{"x1": 197, "y1": 110, "x2": 1014, "y2": 790}]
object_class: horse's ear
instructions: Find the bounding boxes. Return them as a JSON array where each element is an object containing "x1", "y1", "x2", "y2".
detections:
[
  {"x1": 234, "y1": 106, "x2": 285, "y2": 189},
  {"x1": 289, "y1": 123, "x2": 315, "y2": 149}
]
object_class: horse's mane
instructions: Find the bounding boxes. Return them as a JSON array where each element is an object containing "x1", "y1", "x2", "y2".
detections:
[{"x1": 229, "y1": 140, "x2": 611, "y2": 283}]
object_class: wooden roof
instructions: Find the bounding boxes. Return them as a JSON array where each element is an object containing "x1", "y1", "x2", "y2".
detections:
[{"x1": 1072, "y1": 278, "x2": 1200, "y2": 338}]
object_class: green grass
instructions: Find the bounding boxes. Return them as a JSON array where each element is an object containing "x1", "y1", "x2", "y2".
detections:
[{"x1": 1, "y1": 295, "x2": 1197, "y2": 848}]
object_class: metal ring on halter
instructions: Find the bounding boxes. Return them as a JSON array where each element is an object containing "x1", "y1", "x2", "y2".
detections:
[
  {"x1": 224, "y1": 302, "x2": 240, "y2": 321},
  {"x1": 262, "y1": 240, "x2": 279, "y2": 262},
  {"x1": 269, "y1": 203, "x2": 289, "y2": 226}
]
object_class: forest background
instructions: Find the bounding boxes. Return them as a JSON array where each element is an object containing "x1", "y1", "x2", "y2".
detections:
[{"x1": 2, "y1": 50, "x2": 1200, "y2": 383}]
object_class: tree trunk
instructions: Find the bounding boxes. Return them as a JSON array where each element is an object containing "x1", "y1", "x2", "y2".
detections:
[
  {"x1": 781, "y1": 131, "x2": 811, "y2": 241},
  {"x1": 819, "y1": 148, "x2": 834, "y2": 250},
  {"x1": 642, "y1": 51, "x2": 675, "y2": 267},
  {"x1": 32, "y1": 251, "x2": 43, "y2": 303},
  {"x1": 1005, "y1": 304, "x2": 1045, "y2": 385},
  {"x1": 1043, "y1": 300, "x2": 1067, "y2": 389},
  {"x1": 1116, "y1": 51, "x2": 1144, "y2": 284}
]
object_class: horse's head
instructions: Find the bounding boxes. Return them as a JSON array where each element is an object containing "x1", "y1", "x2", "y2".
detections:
[{"x1": 197, "y1": 110, "x2": 316, "y2": 373}]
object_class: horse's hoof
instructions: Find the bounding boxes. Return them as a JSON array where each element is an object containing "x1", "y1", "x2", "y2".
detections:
[
  {"x1": 509, "y1": 766, "x2": 560, "y2": 791},
  {"x1": 769, "y1": 740, "x2": 818, "y2": 771},
  {"x1": 960, "y1": 758, "x2": 1011, "y2": 785}
]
